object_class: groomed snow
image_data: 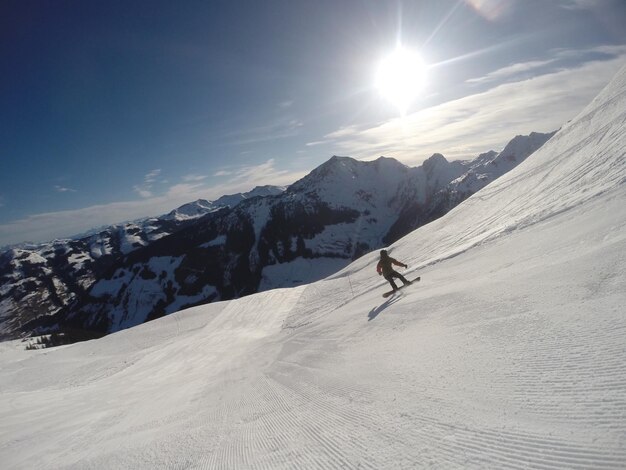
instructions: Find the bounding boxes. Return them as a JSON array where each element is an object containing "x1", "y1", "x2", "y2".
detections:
[
  {"x1": 259, "y1": 257, "x2": 350, "y2": 291},
  {"x1": 1, "y1": 67, "x2": 625, "y2": 468}
]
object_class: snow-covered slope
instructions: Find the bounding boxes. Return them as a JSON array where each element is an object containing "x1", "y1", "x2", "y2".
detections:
[
  {"x1": 0, "y1": 133, "x2": 551, "y2": 342},
  {"x1": 51, "y1": 134, "x2": 551, "y2": 336},
  {"x1": 1, "y1": 66, "x2": 624, "y2": 468}
]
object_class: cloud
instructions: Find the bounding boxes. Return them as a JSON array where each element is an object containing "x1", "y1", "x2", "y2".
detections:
[
  {"x1": 133, "y1": 169, "x2": 162, "y2": 198},
  {"x1": 0, "y1": 160, "x2": 306, "y2": 246},
  {"x1": 165, "y1": 182, "x2": 206, "y2": 198},
  {"x1": 54, "y1": 185, "x2": 77, "y2": 193},
  {"x1": 161, "y1": 160, "x2": 302, "y2": 203},
  {"x1": 559, "y1": 0, "x2": 605, "y2": 10},
  {"x1": 466, "y1": 45, "x2": 626, "y2": 87},
  {"x1": 144, "y1": 169, "x2": 161, "y2": 183},
  {"x1": 181, "y1": 174, "x2": 208, "y2": 182},
  {"x1": 325, "y1": 125, "x2": 362, "y2": 139},
  {"x1": 221, "y1": 118, "x2": 304, "y2": 146},
  {"x1": 466, "y1": 59, "x2": 556, "y2": 85},
  {"x1": 133, "y1": 187, "x2": 153, "y2": 198},
  {"x1": 279, "y1": 100, "x2": 294, "y2": 109},
  {"x1": 321, "y1": 51, "x2": 626, "y2": 163},
  {"x1": 553, "y1": 44, "x2": 626, "y2": 60},
  {"x1": 218, "y1": 159, "x2": 304, "y2": 187},
  {"x1": 0, "y1": 199, "x2": 170, "y2": 247}
]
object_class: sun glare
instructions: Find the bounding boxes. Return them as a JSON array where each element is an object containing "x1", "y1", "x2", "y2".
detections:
[{"x1": 376, "y1": 47, "x2": 428, "y2": 114}]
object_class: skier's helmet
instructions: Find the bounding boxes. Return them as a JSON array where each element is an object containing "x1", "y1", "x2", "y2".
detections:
[{"x1": 380, "y1": 249, "x2": 388, "y2": 256}]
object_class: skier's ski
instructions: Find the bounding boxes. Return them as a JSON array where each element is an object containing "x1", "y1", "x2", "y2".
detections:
[{"x1": 382, "y1": 276, "x2": 421, "y2": 298}]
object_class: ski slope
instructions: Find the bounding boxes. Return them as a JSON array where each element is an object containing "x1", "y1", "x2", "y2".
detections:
[{"x1": 1, "y1": 67, "x2": 625, "y2": 468}]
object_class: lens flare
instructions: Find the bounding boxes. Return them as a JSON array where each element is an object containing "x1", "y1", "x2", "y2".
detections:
[{"x1": 464, "y1": 0, "x2": 510, "y2": 21}]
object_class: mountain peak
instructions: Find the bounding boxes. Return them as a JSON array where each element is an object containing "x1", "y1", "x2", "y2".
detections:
[
  {"x1": 245, "y1": 185, "x2": 286, "y2": 198},
  {"x1": 422, "y1": 153, "x2": 449, "y2": 175},
  {"x1": 425, "y1": 152, "x2": 447, "y2": 164},
  {"x1": 493, "y1": 131, "x2": 556, "y2": 168},
  {"x1": 164, "y1": 199, "x2": 216, "y2": 221},
  {"x1": 289, "y1": 155, "x2": 411, "y2": 197},
  {"x1": 164, "y1": 186, "x2": 285, "y2": 222}
]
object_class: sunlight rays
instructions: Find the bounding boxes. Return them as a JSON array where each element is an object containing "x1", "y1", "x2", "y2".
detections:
[
  {"x1": 375, "y1": 46, "x2": 429, "y2": 115},
  {"x1": 422, "y1": 0, "x2": 466, "y2": 48}
]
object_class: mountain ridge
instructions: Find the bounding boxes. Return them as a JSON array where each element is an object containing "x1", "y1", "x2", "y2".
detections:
[{"x1": 0, "y1": 131, "x2": 554, "y2": 341}]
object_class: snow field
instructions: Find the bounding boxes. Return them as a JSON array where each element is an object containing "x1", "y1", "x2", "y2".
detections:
[{"x1": 0, "y1": 67, "x2": 625, "y2": 468}]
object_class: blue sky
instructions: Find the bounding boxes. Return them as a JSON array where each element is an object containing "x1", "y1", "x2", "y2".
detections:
[{"x1": 1, "y1": 0, "x2": 625, "y2": 246}]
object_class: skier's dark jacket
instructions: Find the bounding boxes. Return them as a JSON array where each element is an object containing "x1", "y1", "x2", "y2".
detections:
[{"x1": 376, "y1": 252, "x2": 406, "y2": 276}]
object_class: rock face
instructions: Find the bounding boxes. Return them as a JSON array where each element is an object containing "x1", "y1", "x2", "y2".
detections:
[{"x1": 0, "y1": 132, "x2": 554, "y2": 340}]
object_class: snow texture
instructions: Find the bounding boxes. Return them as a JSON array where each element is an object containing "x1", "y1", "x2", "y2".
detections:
[
  {"x1": 259, "y1": 256, "x2": 350, "y2": 291},
  {"x1": 0, "y1": 67, "x2": 625, "y2": 468}
]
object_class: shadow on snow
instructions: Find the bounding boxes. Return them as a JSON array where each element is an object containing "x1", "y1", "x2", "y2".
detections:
[{"x1": 367, "y1": 295, "x2": 403, "y2": 321}]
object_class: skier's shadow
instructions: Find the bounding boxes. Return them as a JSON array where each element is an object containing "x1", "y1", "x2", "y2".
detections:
[{"x1": 368, "y1": 295, "x2": 402, "y2": 321}]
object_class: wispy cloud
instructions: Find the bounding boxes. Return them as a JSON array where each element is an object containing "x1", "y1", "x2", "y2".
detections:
[
  {"x1": 181, "y1": 174, "x2": 208, "y2": 182},
  {"x1": 559, "y1": 0, "x2": 605, "y2": 10},
  {"x1": 466, "y1": 44, "x2": 626, "y2": 87},
  {"x1": 320, "y1": 51, "x2": 626, "y2": 163},
  {"x1": 165, "y1": 160, "x2": 301, "y2": 202},
  {"x1": 217, "y1": 159, "x2": 303, "y2": 187},
  {"x1": 133, "y1": 186, "x2": 153, "y2": 198},
  {"x1": 553, "y1": 44, "x2": 626, "y2": 60},
  {"x1": 165, "y1": 182, "x2": 206, "y2": 198},
  {"x1": 0, "y1": 161, "x2": 306, "y2": 246},
  {"x1": 466, "y1": 59, "x2": 556, "y2": 85},
  {"x1": 144, "y1": 169, "x2": 161, "y2": 183},
  {"x1": 326, "y1": 125, "x2": 362, "y2": 139},
  {"x1": 54, "y1": 185, "x2": 77, "y2": 193},
  {"x1": 133, "y1": 169, "x2": 162, "y2": 198},
  {"x1": 221, "y1": 118, "x2": 304, "y2": 146}
]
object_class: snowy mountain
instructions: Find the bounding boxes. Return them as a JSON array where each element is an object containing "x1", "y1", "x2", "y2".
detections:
[
  {"x1": 0, "y1": 186, "x2": 285, "y2": 341},
  {"x1": 163, "y1": 185, "x2": 285, "y2": 221},
  {"x1": 0, "y1": 221, "x2": 180, "y2": 341},
  {"x1": 1, "y1": 66, "x2": 624, "y2": 469},
  {"x1": 6, "y1": 130, "x2": 551, "y2": 339},
  {"x1": 162, "y1": 198, "x2": 216, "y2": 221}
]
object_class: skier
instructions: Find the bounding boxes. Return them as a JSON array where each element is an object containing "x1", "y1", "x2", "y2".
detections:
[{"x1": 376, "y1": 249, "x2": 412, "y2": 291}]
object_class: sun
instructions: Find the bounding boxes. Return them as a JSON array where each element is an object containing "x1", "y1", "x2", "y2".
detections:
[{"x1": 375, "y1": 46, "x2": 428, "y2": 114}]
